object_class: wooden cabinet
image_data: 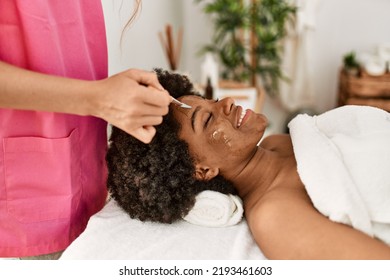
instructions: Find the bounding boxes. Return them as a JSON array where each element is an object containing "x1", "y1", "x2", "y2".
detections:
[{"x1": 338, "y1": 69, "x2": 390, "y2": 111}]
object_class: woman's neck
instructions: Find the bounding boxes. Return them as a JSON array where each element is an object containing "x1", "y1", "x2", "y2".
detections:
[{"x1": 228, "y1": 146, "x2": 285, "y2": 207}]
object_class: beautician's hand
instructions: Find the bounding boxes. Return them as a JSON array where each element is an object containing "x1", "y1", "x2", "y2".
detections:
[
  {"x1": 0, "y1": 62, "x2": 169, "y2": 143},
  {"x1": 92, "y1": 69, "x2": 171, "y2": 143}
]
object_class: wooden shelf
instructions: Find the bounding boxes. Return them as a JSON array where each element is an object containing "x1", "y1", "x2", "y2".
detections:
[{"x1": 338, "y1": 69, "x2": 390, "y2": 112}]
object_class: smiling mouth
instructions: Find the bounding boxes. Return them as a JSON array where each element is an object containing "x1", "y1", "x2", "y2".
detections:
[{"x1": 237, "y1": 109, "x2": 247, "y2": 127}]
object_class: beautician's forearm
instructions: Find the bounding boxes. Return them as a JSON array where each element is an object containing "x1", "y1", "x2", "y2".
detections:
[{"x1": 0, "y1": 60, "x2": 96, "y2": 115}]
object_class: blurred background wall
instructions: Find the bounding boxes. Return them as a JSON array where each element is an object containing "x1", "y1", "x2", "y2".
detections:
[{"x1": 102, "y1": 0, "x2": 390, "y2": 133}]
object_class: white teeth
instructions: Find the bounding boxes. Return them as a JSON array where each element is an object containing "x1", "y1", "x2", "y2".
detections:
[{"x1": 237, "y1": 109, "x2": 247, "y2": 127}]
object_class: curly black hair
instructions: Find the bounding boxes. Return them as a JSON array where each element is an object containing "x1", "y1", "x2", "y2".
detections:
[{"x1": 106, "y1": 68, "x2": 236, "y2": 223}]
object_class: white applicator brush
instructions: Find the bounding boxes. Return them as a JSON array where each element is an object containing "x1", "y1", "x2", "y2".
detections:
[{"x1": 171, "y1": 97, "x2": 192, "y2": 109}]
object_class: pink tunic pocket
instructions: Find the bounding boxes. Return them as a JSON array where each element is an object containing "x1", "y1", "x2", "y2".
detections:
[{"x1": 3, "y1": 129, "x2": 81, "y2": 223}]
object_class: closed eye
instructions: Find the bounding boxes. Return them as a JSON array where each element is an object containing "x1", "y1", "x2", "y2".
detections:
[
  {"x1": 205, "y1": 113, "x2": 212, "y2": 128},
  {"x1": 204, "y1": 99, "x2": 218, "y2": 128}
]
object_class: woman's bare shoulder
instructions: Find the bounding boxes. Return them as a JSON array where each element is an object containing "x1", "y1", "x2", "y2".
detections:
[
  {"x1": 246, "y1": 188, "x2": 313, "y2": 257},
  {"x1": 246, "y1": 188, "x2": 390, "y2": 259}
]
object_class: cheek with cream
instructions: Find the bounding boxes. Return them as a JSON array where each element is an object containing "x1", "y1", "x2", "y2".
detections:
[
  {"x1": 207, "y1": 125, "x2": 254, "y2": 165},
  {"x1": 207, "y1": 109, "x2": 255, "y2": 154},
  {"x1": 210, "y1": 128, "x2": 232, "y2": 148},
  {"x1": 207, "y1": 119, "x2": 245, "y2": 157}
]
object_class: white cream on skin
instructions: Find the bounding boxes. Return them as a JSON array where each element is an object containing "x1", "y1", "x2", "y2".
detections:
[{"x1": 211, "y1": 128, "x2": 232, "y2": 148}]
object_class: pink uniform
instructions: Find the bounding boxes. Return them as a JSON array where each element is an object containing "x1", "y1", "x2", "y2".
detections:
[{"x1": 0, "y1": 0, "x2": 108, "y2": 257}]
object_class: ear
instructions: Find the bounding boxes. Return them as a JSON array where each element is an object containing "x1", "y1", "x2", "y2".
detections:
[{"x1": 195, "y1": 164, "x2": 219, "y2": 181}]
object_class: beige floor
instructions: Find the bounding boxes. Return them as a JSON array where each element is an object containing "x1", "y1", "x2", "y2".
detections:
[
  {"x1": 20, "y1": 251, "x2": 63, "y2": 260},
  {"x1": 1, "y1": 251, "x2": 63, "y2": 260}
]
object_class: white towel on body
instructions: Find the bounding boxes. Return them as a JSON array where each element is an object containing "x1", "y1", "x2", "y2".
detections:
[
  {"x1": 183, "y1": 190, "x2": 244, "y2": 227},
  {"x1": 288, "y1": 105, "x2": 390, "y2": 244}
]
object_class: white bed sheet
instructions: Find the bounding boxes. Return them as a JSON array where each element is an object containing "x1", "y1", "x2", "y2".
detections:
[{"x1": 60, "y1": 199, "x2": 265, "y2": 260}]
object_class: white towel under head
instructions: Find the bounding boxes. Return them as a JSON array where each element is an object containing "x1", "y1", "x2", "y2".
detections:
[{"x1": 183, "y1": 190, "x2": 244, "y2": 227}]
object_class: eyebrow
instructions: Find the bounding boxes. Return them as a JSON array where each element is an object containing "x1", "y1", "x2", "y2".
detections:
[{"x1": 191, "y1": 106, "x2": 201, "y2": 132}]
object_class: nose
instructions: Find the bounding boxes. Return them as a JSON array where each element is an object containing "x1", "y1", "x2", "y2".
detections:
[{"x1": 218, "y1": 97, "x2": 235, "y2": 115}]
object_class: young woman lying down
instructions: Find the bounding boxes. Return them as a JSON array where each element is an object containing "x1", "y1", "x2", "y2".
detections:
[{"x1": 106, "y1": 69, "x2": 390, "y2": 260}]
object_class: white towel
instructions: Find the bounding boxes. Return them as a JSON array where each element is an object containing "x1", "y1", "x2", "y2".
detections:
[
  {"x1": 183, "y1": 190, "x2": 244, "y2": 227},
  {"x1": 288, "y1": 105, "x2": 390, "y2": 244},
  {"x1": 60, "y1": 199, "x2": 265, "y2": 260}
]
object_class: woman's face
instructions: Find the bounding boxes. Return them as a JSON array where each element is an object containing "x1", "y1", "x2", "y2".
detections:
[{"x1": 172, "y1": 95, "x2": 268, "y2": 180}]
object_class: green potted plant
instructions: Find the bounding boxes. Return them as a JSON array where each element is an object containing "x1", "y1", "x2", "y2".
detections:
[
  {"x1": 196, "y1": 0, "x2": 296, "y2": 98},
  {"x1": 343, "y1": 51, "x2": 361, "y2": 76}
]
